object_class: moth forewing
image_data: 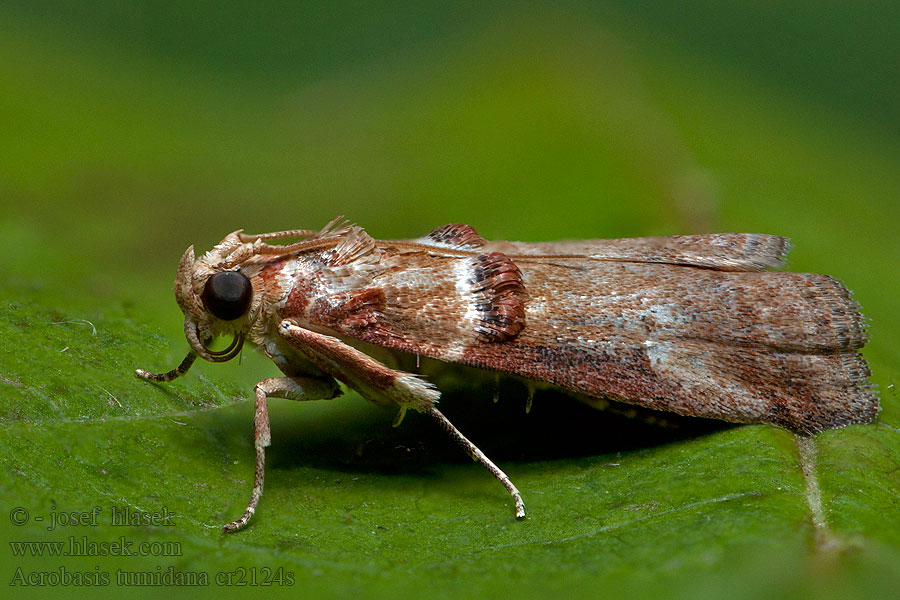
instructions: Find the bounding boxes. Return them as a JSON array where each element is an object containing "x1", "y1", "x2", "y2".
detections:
[{"x1": 136, "y1": 219, "x2": 878, "y2": 532}]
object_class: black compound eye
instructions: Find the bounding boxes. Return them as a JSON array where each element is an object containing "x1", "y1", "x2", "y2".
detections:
[{"x1": 201, "y1": 272, "x2": 253, "y2": 321}]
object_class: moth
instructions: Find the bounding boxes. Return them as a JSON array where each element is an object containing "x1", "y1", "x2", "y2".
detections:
[{"x1": 136, "y1": 218, "x2": 879, "y2": 531}]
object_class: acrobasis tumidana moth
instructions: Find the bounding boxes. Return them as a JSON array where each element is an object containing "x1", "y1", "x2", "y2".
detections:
[{"x1": 136, "y1": 218, "x2": 878, "y2": 532}]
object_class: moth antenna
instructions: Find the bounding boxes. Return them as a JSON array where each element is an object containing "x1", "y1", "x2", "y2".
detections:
[
  {"x1": 237, "y1": 217, "x2": 353, "y2": 254},
  {"x1": 525, "y1": 384, "x2": 535, "y2": 414},
  {"x1": 246, "y1": 237, "x2": 344, "y2": 258},
  {"x1": 135, "y1": 351, "x2": 198, "y2": 382},
  {"x1": 237, "y1": 229, "x2": 320, "y2": 243},
  {"x1": 428, "y1": 407, "x2": 526, "y2": 519}
]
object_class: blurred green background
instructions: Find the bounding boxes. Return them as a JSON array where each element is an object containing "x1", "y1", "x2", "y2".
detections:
[{"x1": 1, "y1": 2, "x2": 898, "y2": 599}]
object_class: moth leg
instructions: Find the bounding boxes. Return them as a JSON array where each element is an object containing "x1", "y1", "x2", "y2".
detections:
[
  {"x1": 429, "y1": 407, "x2": 526, "y2": 519},
  {"x1": 277, "y1": 321, "x2": 526, "y2": 519},
  {"x1": 223, "y1": 376, "x2": 341, "y2": 533},
  {"x1": 277, "y1": 320, "x2": 440, "y2": 412}
]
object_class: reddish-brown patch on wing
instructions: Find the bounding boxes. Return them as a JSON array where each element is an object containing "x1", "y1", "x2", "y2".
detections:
[
  {"x1": 470, "y1": 252, "x2": 526, "y2": 342},
  {"x1": 256, "y1": 260, "x2": 286, "y2": 284},
  {"x1": 282, "y1": 275, "x2": 314, "y2": 319},
  {"x1": 257, "y1": 259, "x2": 303, "y2": 313},
  {"x1": 425, "y1": 224, "x2": 486, "y2": 250},
  {"x1": 312, "y1": 288, "x2": 388, "y2": 330},
  {"x1": 458, "y1": 341, "x2": 685, "y2": 412}
]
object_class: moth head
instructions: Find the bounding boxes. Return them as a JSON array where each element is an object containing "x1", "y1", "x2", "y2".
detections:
[{"x1": 173, "y1": 231, "x2": 259, "y2": 363}]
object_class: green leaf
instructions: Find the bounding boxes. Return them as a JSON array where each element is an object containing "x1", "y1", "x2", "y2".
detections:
[
  {"x1": 1, "y1": 3, "x2": 898, "y2": 599},
  {"x1": 2, "y1": 293, "x2": 897, "y2": 598}
]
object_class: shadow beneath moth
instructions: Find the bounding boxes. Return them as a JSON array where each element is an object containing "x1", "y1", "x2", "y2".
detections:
[{"x1": 136, "y1": 217, "x2": 879, "y2": 532}]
